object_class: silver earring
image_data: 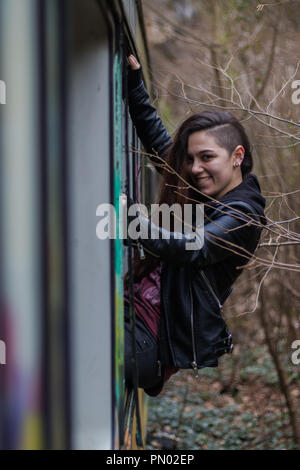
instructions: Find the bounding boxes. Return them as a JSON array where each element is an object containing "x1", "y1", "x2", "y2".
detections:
[{"x1": 234, "y1": 162, "x2": 240, "y2": 167}]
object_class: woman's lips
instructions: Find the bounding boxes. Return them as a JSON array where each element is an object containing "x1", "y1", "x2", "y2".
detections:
[{"x1": 194, "y1": 176, "x2": 211, "y2": 183}]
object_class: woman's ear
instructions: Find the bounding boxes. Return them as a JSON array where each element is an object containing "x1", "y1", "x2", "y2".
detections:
[{"x1": 232, "y1": 145, "x2": 245, "y2": 167}]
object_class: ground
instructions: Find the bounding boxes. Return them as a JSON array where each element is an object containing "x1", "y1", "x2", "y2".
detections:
[{"x1": 146, "y1": 346, "x2": 300, "y2": 450}]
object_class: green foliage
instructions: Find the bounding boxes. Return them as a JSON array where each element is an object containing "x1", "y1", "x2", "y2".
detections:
[{"x1": 146, "y1": 343, "x2": 300, "y2": 450}]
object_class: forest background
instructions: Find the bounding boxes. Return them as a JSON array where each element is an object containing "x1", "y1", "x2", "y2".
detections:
[{"x1": 141, "y1": 0, "x2": 300, "y2": 450}]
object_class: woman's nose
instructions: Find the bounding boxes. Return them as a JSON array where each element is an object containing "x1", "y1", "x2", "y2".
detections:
[{"x1": 191, "y1": 160, "x2": 204, "y2": 175}]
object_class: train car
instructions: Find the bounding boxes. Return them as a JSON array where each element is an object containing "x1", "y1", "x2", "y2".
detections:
[{"x1": 0, "y1": 0, "x2": 159, "y2": 450}]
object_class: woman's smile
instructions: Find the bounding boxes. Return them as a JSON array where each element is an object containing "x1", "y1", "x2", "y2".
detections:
[
  {"x1": 185, "y1": 131, "x2": 244, "y2": 199},
  {"x1": 195, "y1": 176, "x2": 212, "y2": 182},
  {"x1": 194, "y1": 176, "x2": 213, "y2": 188}
]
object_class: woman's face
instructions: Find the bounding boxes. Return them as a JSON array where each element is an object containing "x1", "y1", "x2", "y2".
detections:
[{"x1": 184, "y1": 130, "x2": 244, "y2": 200}]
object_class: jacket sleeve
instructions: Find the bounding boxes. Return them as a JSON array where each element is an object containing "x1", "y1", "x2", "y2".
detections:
[
  {"x1": 128, "y1": 79, "x2": 173, "y2": 174},
  {"x1": 135, "y1": 202, "x2": 262, "y2": 266}
]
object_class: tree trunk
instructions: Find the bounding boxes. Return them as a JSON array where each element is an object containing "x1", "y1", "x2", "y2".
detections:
[{"x1": 259, "y1": 287, "x2": 300, "y2": 448}]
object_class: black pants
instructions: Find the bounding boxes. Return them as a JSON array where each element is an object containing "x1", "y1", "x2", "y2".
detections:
[{"x1": 124, "y1": 305, "x2": 162, "y2": 391}]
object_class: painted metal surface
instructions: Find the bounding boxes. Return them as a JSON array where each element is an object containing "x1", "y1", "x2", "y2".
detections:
[
  {"x1": 43, "y1": 0, "x2": 70, "y2": 449},
  {"x1": 0, "y1": 0, "x2": 152, "y2": 450},
  {"x1": 0, "y1": 0, "x2": 44, "y2": 450},
  {"x1": 113, "y1": 49, "x2": 126, "y2": 449},
  {"x1": 67, "y1": 0, "x2": 113, "y2": 450}
]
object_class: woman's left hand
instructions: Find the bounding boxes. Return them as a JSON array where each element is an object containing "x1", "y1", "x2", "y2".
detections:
[{"x1": 127, "y1": 55, "x2": 141, "y2": 70}]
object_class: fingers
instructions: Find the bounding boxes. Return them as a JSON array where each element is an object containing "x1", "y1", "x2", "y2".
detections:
[{"x1": 127, "y1": 54, "x2": 141, "y2": 70}]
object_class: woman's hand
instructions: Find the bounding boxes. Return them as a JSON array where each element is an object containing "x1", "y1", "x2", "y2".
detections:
[
  {"x1": 127, "y1": 55, "x2": 142, "y2": 90},
  {"x1": 127, "y1": 55, "x2": 141, "y2": 71}
]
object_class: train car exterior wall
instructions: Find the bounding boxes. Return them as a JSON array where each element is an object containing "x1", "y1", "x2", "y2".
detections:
[{"x1": 0, "y1": 0, "x2": 153, "y2": 450}]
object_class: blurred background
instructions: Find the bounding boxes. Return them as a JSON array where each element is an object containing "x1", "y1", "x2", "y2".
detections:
[{"x1": 142, "y1": 0, "x2": 300, "y2": 450}]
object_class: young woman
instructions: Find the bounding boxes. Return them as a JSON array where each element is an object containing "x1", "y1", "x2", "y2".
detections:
[{"x1": 124, "y1": 55, "x2": 266, "y2": 397}]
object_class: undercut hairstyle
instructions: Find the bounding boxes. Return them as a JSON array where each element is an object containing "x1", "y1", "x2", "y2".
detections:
[{"x1": 173, "y1": 110, "x2": 253, "y2": 178}]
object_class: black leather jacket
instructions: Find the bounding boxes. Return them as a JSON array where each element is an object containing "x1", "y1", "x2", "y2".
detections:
[{"x1": 127, "y1": 74, "x2": 266, "y2": 393}]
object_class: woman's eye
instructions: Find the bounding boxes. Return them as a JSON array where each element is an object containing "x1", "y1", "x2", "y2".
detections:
[{"x1": 186, "y1": 154, "x2": 212, "y2": 163}]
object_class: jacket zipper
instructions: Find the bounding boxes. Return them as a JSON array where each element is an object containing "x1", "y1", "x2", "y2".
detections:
[
  {"x1": 200, "y1": 270, "x2": 223, "y2": 310},
  {"x1": 189, "y1": 285, "x2": 199, "y2": 378}
]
